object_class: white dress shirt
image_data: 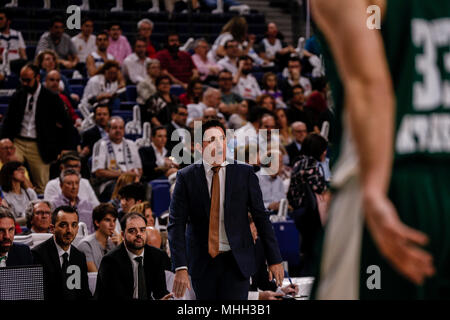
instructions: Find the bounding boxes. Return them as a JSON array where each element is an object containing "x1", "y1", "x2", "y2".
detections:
[
  {"x1": 151, "y1": 142, "x2": 167, "y2": 167},
  {"x1": 19, "y1": 83, "x2": 41, "y2": 139},
  {"x1": 125, "y1": 246, "x2": 147, "y2": 299},
  {"x1": 122, "y1": 53, "x2": 151, "y2": 84},
  {"x1": 233, "y1": 74, "x2": 262, "y2": 101},
  {"x1": 71, "y1": 33, "x2": 96, "y2": 63},
  {"x1": 203, "y1": 161, "x2": 231, "y2": 252},
  {"x1": 54, "y1": 237, "x2": 71, "y2": 267},
  {"x1": 217, "y1": 56, "x2": 238, "y2": 76}
]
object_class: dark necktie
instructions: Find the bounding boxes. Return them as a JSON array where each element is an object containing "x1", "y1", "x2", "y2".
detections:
[
  {"x1": 208, "y1": 166, "x2": 221, "y2": 258},
  {"x1": 62, "y1": 252, "x2": 69, "y2": 273},
  {"x1": 134, "y1": 256, "x2": 147, "y2": 300},
  {"x1": 28, "y1": 95, "x2": 34, "y2": 111}
]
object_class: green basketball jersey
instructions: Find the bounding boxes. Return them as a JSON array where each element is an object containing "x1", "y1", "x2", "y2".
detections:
[{"x1": 320, "y1": 0, "x2": 450, "y2": 165}]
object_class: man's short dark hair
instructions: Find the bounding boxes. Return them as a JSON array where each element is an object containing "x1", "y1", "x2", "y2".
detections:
[
  {"x1": 171, "y1": 104, "x2": 187, "y2": 116},
  {"x1": 134, "y1": 36, "x2": 147, "y2": 47},
  {"x1": 155, "y1": 75, "x2": 171, "y2": 87},
  {"x1": 94, "y1": 104, "x2": 111, "y2": 115},
  {"x1": 224, "y1": 39, "x2": 237, "y2": 48},
  {"x1": 196, "y1": 119, "x2": 226, "y2": 141},
  {"x1": 0, "y1": 206, "x2": 15, "y2": 223},
  {"x1": 96, "y1": 31, "x2": 109, "y2": 39},
  {"x1": 166, "y1": 32, "x2": 179, "y2": 43},
  {"x1": 22, "y1": 63, "x2": 40, "y2": 77},
  {"x1": 60, "y1": 152, "x2": 80, "y2": 165},
  {"x1": 218, "y1": 69, "x2": 232, "y2": 78},
  {"x1": 0, "y1": 8, "x2": 11, "y2": 21},
  {"x1": 151, "y1": 125, "x2": 167, "y2": 137},
  {"x1": 238, "y1": 55, "x2": 253, "y2": 63},
  {"x1": 291, "y1": 85, "x2": 304, "y2": 93},
  {"x1": 50, "y1": 16, "x2": 65, "y2": 28},
  {"x1": 92, "y1": 203, "x2": 118, "y2": 231},
  {"x1": 52, "y1": 206, "x2": 79, "y2": 225},
  {"x1": 108, "y1": 21, "x2": 122, "y2": 30},
  {"x1": 248, "y1": 106, "x2": 268, "y2": 124},
  {"x1": 118, "y1": 183, "x2": 146, "y2": 202},
  {"x1": 120, "y1": 212, "x2": 147, "y2": 232},
  {"x1": 81, "y1": 17, "x2": 93, "y2": 25},
  {"x1": 288, "y1": 56, "x2": 302, "y2": 64}
]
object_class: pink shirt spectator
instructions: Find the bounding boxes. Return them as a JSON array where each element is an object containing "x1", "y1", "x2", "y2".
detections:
[
  {"x1": 192, "y1": 53, "x2": 222, "y2": 81},
  {"x1": 107, "y1": 35, "x2": 132, "y2": 64}
]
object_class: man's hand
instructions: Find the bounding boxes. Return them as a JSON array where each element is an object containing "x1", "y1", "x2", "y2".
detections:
[
  {"x1": 364, "y1": 192, "x2": 435, "y2": 285},
  {"x1": 259, "y1": 290, "x2": 283, "y2": 300},
  {"x1": 281, "y1": 284, "x2": 299, "y2": 295},
  {"x1": 268, "y1": 202, "x2": 280, "y2": 211},
  {"x1": 268, "y1": 263, "x2": 284, "y2": 287},
  {"x1": 173, "y1": 269, "x2": 191, "y2": 298},
  {"x1": 160, "y1": 293, "x2": 174, "y2": 300},
  {"x1": 110, "y1": 231, "x2": 122, "y2": 246}
]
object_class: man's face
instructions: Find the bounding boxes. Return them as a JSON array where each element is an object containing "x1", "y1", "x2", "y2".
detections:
[
  {"x1": 53, "y1": 211, "x2": 79, "y2": 248},
  {"x1": 96, "y1": 213, "x2": 116, "y2": 237},
  {"x1": 109, "y1": 25, "x2": 121, "y2": 41},
  {"x1": 168, "y1": 35, "x2": 180, "y2": 48},
  {"x1": 104, "y1": 67, "x2": 119, "y2": 82},
  {"x1": 50, "y1": 22, "x2": 64, "y2": 40},
  {"x1": 81, "y1": 20, "x2": 94, "y2": 36},
  {"x1": 292, "y1": 87, "x2": 305, "y2": 105},
  {"x1": 45, "y1": 71, "x2": 61, "y2": 93},
  {"x1": 201, "y1": 127, "x2": 227, "y2": 165},
  {"x1": 96, "y1": 34, "x2": 109, "y2": 51},
  {"x1": 120, "y1": 197, "x2": 137, "y2": 214},
  {"x1": 218, "y1": 72, "x2": 233, "y2": 92},
  {"x1": 206, "y1": 92, "x2": 221, "y2": 108},
  {"x1": 261, "y1": 97, "x2": 274, "y2": 111},
  {"x1": 31, "y1": 202, "x2": 51, "y2": 233},
  {"x1": 20, "y1": 68, "x2": 39, "y2": 94},
  {"x1": 172, "y1": 107, "x2": 188, "y2": 126},
  {"x1": 62, "y1": 159, "x2": 81, "y2": 174},
  {"x1": 123, "y1": 217, "x2": 146, "y2": 252},
  {"x1": 0, "y1": 13, "x2": 9, "y2": 31},
  {"x1": 260, "y1": 115, "x2": 276, "y2": 141},
  {"x1": 95, "y1": 107, "x2": 110, "y2": 128},
  {"x1": 0, "y1": 140, "x2": 16, "y2": 162},
  {"x1": 225, "y1": 41, "x2": 239, "y2": 58},
  {"x1": 60, "y1": 174, "x2": 80, "y2": 201},
  {"x1": 194, "y1": 41, "x2": 209, "y2": 56},
  {"x1": 152, "y1": 128, "x2": 167, "y2": 149},
  {"x1": 0, "y1": 217, "x2": 15, "y2": 255},
  {"x1": 138, "y1": 22, "x2": 152, "y2": 38},
  {"x1": 267, "y1": 23, "x2": 278, "y2": 37},
  {"x1": 147, "y1": 63, "x2": 160, "y2": 78},
  {"x1": 135, "y1": 40, "x2": 147, "y2": 59},
  {"x1": 108, "y1": 119, "x2": 125, "y2": 143},
  {"x1": 242, "y1": 59, "x2": 253, "y2": 73},
  {"x1": 203, "y1": 108, "x2": 217, "y2": 121},
  {"x1": 292, "y1": 123, "x2": 307, "y2": 143},
  {"x1": 288, "y1": 61, "x2": 301, "y2": 74}
]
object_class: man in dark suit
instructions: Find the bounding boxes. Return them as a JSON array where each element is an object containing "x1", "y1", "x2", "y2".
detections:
[
  {"x1": 1, "y1": 63, "x2": 75, "y2": 193},
  {"x1": 0, "y1": 207, "x2": 34, "y2": 267},
  {"x1": 31, "y1": 206, "x2": 91, "y2": 300},
  {"x1": 95, "y1": 212, "x2": 172, "y2": 300},
  {"x1": 168, "y1": 119, "x2": 284, "y2": 300},
  {"x1": 165, "y1": 104, "x2": 188, "y2": 153},
  {"x1": 80, "y1": 104, "x2": 110, "y2": 158},
  {"x1": 286, "y1": 121, "x2": 308, "y2": 166}
]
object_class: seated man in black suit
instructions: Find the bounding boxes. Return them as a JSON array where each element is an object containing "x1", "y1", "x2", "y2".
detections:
[
  {"x1": 286, "y1": 121, "x2": 307, "y2": 166},
  {"x1": 139, "y1": 126, "x2": 178, "y2": 182},
  {"x1": 80, "y1": 104, "x2": 110, "y2": 158},
  {"x1": 165, "y1": 104, "x2": 188, "y2": 153},
  {"x1": 95, "y1": 212, "x2": 172, "y2": 300},
  {"x1": 0, "y1": 207, "x2": 33, "y2": 267},
  {"x1": 31, "y1": 206, "x2": 91, "y2": 300}
]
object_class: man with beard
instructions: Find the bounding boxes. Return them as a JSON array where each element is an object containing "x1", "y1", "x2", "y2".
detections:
[
  {"x1": 31, "y1": 206, "x2": 91, "y2": 300},
  {"x1": 156, "y1": 33, "x2": 198, "y2": 88},
  {"x1": 0, "y1": 63, "x2": 75, "y2": 193},
  {"x1": 95, "y1": 212, "x2": 172, "y2": 300},
  {"x1": 232, "y1": 55, "x2": 261, "y2": 101},
  {"x1": 0, "y1": 207, "x2": 33, "y2": 267}
]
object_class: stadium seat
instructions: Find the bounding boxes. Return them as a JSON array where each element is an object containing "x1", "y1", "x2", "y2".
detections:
[
  {"x1": 272, "y1": 220, "x2": 301, "y2": 269},
  {"x1": 119, "y1": 101, "x2": 136, "y2": 110},
  {"x1": 112, "y1": 110, "x2": 133, "y2": 122},
  {"x1": 0, "y1": 104, "x2": 9, "y2": 115},
  {"x1": 150, "y1": 179, "x2": 171, "y2": 218},
  {"x1": 126, "y1": 85, "x2": 137, "y2": 102},
  {"x1": 170, "y1": 85, "x2": 185, "y2": 97},
  {"x1": 70, "y1": 84, "x2": 85, "y2": 97}
]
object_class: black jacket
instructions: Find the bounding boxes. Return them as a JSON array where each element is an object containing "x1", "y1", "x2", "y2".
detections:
[
  {"x1": 81, "y1": 125, "x2": 102, "y2": 156},
  {"x1": 31, "y1": 237, "x2": 91, "y2": 300},
  {"x1": 1, "y1": 86, "x2": 75, "y2": 163},
  {"x1": 5, "y1": 243, "x2": 34, "y2": 267},
  {"x1": 139, "y1": 145, "x2": 168, "y2": 182},
  {"x1": 286, "y1": 141, "x2": 302, "y2": 167},
  {"x1": 249, "y1": 238, "x2": 278, "y2": 292},
  {"x1": 95, "y1": 243, "x2": 169, "y2": 300}
]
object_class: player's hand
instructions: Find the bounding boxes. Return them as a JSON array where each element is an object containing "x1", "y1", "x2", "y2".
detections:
[
  {"x1": 281, "y1": 284, "x2": 299, "y2": 295},
  {"x1": 364, "y1": 192, "x2": 435, "y2": 285},
  {"x1": 259, "y1": 290, "x2": 283, "y2": 300},
  {"x1": 160, "y1": 293, "x2": 174, "y2": 300},
  {"x1": 173, "y1": 269, "x2": 191, "y2": 298},
  {"x1": 268, "y1": 263, "x2": 284, "y2": 287}
]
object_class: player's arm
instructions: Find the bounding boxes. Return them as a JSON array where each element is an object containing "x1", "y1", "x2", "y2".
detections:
[{"x1": 312, "y1": 0, "x2": 435, "y2": 285}]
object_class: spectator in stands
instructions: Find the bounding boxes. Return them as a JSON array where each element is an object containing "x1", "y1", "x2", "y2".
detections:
[
  {"x1": 203, "y1": 107, "x2": 219, "y2": 121},
  {"x1": 0, "y1": 138, "x2": 33, "y2": 190},
  {"x1": 258, "y1": 22, "x2": 296, "y2": 71},
  {"x1": 218, "y1": 69, "x2": 243, "y2": 116},
  {"x1": 275, "y1": 107, "x2": 293, "y2": 147},
  {"x1": 71, "y1": 17, "x2": 96, "y2": 65},
  {"x1": 0, "y1": 8, "x2": 27, "y2": 79},
  {"x1": 257, "y1": 150, "x2": 287, "y2": 212},
  {"x1": 179, "y1": 79, "x2": 203, "y2": 106},
  {"x1": 91, "y1": 116, "x2": 142, "y2": 201},
  {"x1": 280, "y1": 56, "x2": 312, "y2": 100},
  {"x1": 80, "y1": 104, "x2": 110, "y2": 158},
  {"x1": 52, "y1": 169, "x2": 94, "y2": 233},
  {"x1": 256, "y1": 94, "x2": 276, "y2": 112},
  {"x1": 156, "y1": 33, "x2": 198, "y2": 87},
  {"x1": 187, "y1": 87, "x2": 222, "y2": 126},
  {"x1": 81, "y1": 60, "x2": 125, "y2": 110},
  {"x1": 107, "y1": 22, "x2": 132, "y2": 64},
  {"x1": 286, "y1": 121, "x2": 307, "y2": 166},
  {"x1": 233, "y1": 55, "x2": 262, "y2": 101},
  {"x1": 128, "y1": 201, "x2": 162, "y2": 249},
  {"x1": 286, "y1": 85, "x2": 315, "y2": 131},
  {"x1": 142, "y1": 75, "x2": 180, "y2": 126},
  {"x1": 228, "y1": 99, "x2": 248, "y2": 130},
  {"x1": 110, "y1": 172, "x2": 140, "y2": 210},
  {"x1": 118, "y1": 183, "x2": 147, "y2": 219},
  {"x1": 32, "y1": 206, "x2": 91, "y2": 300},
  {"x1": 23, "y1": 200, "x2": 52, "y2": 234},
  {"x1": 217, "y1": 39, "x2": 240, "y2": 76},
  {"x1": 192, "y1": 38, "x2": 221, "y2": 82},
  {"x1": 0, "y1": 207, "x2": 33, "y2": 268},
  {"x1": 86, "y1": 32, "x2": 116, "y2": 78},
  {"x1": 122, "y1": 37, "x2": 151, "y2": 84},
  {"x1": 137, "y1": 59, "x2": 160, "y2": 105},
  {"x1": 259, "y1": 112, "x2": 277, "y2": 151},
  {"x1": 1, "y1": 64, "x2": 75, "y2": 193},
  {"x1": 95, "y1": 212, "x2": 172, "y2": 300},
  {"x1": 136, "y1": 18, "x2": 158, "y2": 59},
  {"x1": 0, "y1": 161, "x2": 38, "y2": 226},
  {"x1": 262, "y1": 72, "x2": 286, "y2": 108},
  {"x1": 139, "y1": 126, "x2": 178, "y2": 182},
  {"x1": 209, "y1": 16, "x2": 248, "y2": 62},
  {"x1": 78, "y1": 203, "x2": 120, "y2": 272},
  {"x1": 36, "y1": 16, "x2": 78, "y2": 69},
  {"x1": 165, "y1": 104, "x2": 188, "y2": 152},
  {"x1": 44, "y1": 70, "x2": 81, "y2": 127},
  {"x1": 44, "y1": 152, "x2": 99, "y2": 208},
  {"x1": 231, "y1": 106, "x2": 267, "y2": 152}
]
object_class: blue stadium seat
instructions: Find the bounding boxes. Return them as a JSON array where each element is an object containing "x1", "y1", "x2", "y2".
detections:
[
  {"x1": 112, "y1": 110, "x2": 132, "y2": 122},
  {"x1": 150, "y1": 179, "x2": 171, "y2": 217},
  {"x1": 170, "y1": 85, "x2": 185, "y2": 97},
  {"x1": 70, "y1": 84, "x2": 85, "y2": 97},
  {"x1": 119, "y1": 101, "x2": 136, "y2": 110},
  {"x1": 61, "y1": 69, "x2": 74, "y2": 79},
  {"x1": 124, "y1": 134, "x2": 142, "y2": 141},
  {"x1": 0, "y1": 96, "x2": 11, "y2": 104},
  {"x1": 0, "y1": 104, "x2": 9, "y2": 115},
  {"x1": 69, "y1": 78, "x2": 86, "y2": 86},
  {"x1": 126, "y1": 85, "x2": 137, "y2": 102},
  {"x1": 26, "y1": 46, "x2": 36, "y2": 60},
  {"x1": 272, "y1": 220, "x2": 301, "y2": 269}
]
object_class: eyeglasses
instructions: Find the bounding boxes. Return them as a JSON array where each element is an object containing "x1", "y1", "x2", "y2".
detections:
[{"x1": 35, "y1": 211, "x2": 51, "y2": 216}]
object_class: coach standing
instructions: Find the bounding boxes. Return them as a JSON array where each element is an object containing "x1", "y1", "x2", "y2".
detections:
[{"x1": 168, "y1": 119, "x2": 284, "y2": 300}]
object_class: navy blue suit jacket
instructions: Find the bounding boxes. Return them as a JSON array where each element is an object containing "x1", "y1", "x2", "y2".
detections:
[
  {"x1": 6, "y1": 243, "x2": 34, "y2": 267},
  {"x1": 168, "y1": 162, "x2": 282, "y2": 279}
]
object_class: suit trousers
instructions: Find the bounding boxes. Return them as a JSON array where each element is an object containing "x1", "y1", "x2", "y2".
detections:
[
  {"x1": 191, "y1": 251, "x2": 250, "y2": 300},
  {"x1": 14, "y1": 138, "x2": 50, "y2": 194}
]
